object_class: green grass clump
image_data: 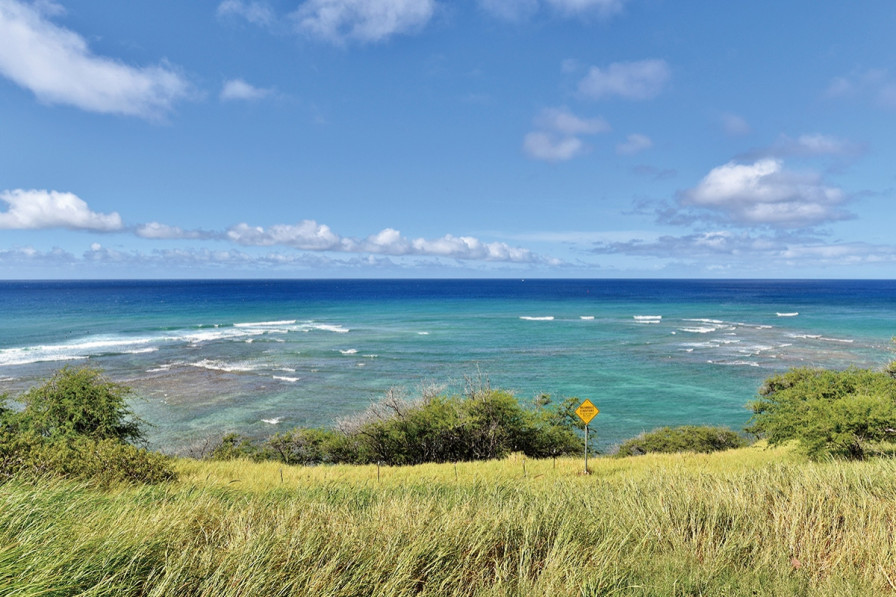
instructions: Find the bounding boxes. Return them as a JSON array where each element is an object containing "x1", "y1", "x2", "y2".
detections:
[{"x1": 3, "y1": 444, "x2": 896, "y2": 596}]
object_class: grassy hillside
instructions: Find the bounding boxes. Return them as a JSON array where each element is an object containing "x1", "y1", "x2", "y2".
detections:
[{"x1": 3, "y1": 445, "x2": 896, "y2": 596}]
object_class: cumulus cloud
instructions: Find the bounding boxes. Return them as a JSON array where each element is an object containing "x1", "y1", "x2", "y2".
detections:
[
  {"x1": 680, "y1": 159, "x2": 850, "y2": 228},
  {"x1": 227, "y1": 220, "x2": 343, "y2": 250},
  {"x1": 578, "y1": 59, "x2": 670, "y2": 101},
  {"x1": 523, "y1": 106, "x2": 609, "y2": 162},
  {"x1": 217, "y1": 0, "x2": 275, "y2": 26},
  {"x1": 225, "y1": 220, "x2": 545, "y2": 262},
  {"x1": 616, "y1": 133, "x2": 652, "y2": 155},
  {"x1": 135, "y1": 222, "x2": 215, "y2": 240},
  {"x1": 0, "y1": 189, "x2": 123, "y2": 231},
  {"x1": 292, "y1": 0, "x2": 436, "y2": 44},
  {"x1": 220, "y1": 78, "x2": 273, "y2": 101},
  {"x1": 0, "y1": 0, "x2": 192, "y2": 118}
]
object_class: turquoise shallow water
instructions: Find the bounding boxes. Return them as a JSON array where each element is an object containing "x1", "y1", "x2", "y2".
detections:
[{"x1": 1, "y1": 279, "x2": 894, "y2": 453}]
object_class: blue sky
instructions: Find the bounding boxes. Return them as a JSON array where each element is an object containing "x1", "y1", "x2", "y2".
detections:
[{"x1": 1, "y1": 0, "x2": 894, "y2": 278}]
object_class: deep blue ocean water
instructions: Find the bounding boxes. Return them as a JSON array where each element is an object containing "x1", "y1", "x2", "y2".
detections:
[{"x1": 2, "y1": 279, "x2": 895, "y2": 453}]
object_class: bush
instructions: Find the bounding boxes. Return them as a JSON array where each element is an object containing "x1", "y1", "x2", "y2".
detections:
[
  {"x1": 264, "y1": 428, "x2": 352, "y2": 465},
  {"x1": 15, "y1": 366, "x2": 144, "y2": 443},
  {"x1": 0, "y1": 431, "x2": 175, "y2": 485},
  {"x1": 747, "y1": 367, "x2": 896, "y2": 459},
  {"x1": 208, "y1": 432, "x2": 263, "y2": 461},
  {"x1": 1, "y1": 367, "x2": 175, "y2": 484},
  {"x1": 207, "y1": 389, "x2": 584, "y2": 467},
  {"x1": 344, "y1": 389, "x2": 582, "y2": 466},
  {"x1": 615, "y1": 425, "x2": 748, "y2": 457}
]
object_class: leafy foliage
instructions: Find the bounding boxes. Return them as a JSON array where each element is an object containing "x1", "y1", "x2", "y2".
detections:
[
  {"x1": 209, "y1": 388, "x2": 584, "y2": 466},
  {"x1": 747, "y1": 367, "x2": 896, "y2": 459},
  {"x1": 1, "y1": 367, "x2": 174, "y2": 484},
  {"x1": 15, "y1": 366, "x2": 144, "y2": 443},
  {"x1": 615, "y1": 425, "x2": 748, "y2": 457}
]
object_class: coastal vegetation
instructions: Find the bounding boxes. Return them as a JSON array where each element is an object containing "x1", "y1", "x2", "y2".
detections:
[
  {"x1": 747, "y1": 366, "x2": 896, "y2": 459},
  {"x1": 209, "y1": 388, "x2": 584, "y2": 466},
  {"x1": 614, "y1": 425, "x2": 748, "y2": 457},
  {"x1": 2, "y1": 364, "x2": 896, "y2": 594},
  {"x1": 0, "y1": 367, "x2": 175, "y2": 484}
]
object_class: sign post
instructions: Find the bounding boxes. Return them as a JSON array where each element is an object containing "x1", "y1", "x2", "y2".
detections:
[{"x1": 574, "y1": 399, "x2": 599, "y2": 474}]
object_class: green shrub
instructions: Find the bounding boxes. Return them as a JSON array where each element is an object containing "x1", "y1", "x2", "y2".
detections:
[
  {"x1": 747, "y1": 367, "x2": 896, "y2": 459},
  {"x1": 208, "y1": 432, "x2": 263, "y2": 461},
  {"x1": 15, "y1": 366, "x2": 144, "y2": 442},
  {"x1": 264, "y1": 427, "x2": 353, "y2": 465},
  {"x1": 615, "y1": 425, "x2": 748, "y2": 457},
  {"x1": 343, "y1": 389, "x2": 582, "y2": 466},
  {"x1": 1, "y1": 367, "x2": 175, "y2": 484},
  {"x1": 208, "y1": 389, "x2": 584, "y2": 467},
  {"x1": 0, "y1": 431, "x2": 175, "y2": 485}
]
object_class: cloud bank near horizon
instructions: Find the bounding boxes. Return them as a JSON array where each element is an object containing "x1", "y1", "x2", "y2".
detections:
[{"x1": 0, "y1": 188, "x2": 551, "y2": 264}]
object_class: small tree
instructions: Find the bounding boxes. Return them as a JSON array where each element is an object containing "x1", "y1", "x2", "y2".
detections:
[
  {"x1": 17, "y1": 366, "x2": 145, "y2": 443},
  {"x1": 747, "y1": 367, "x2": 896, "y2": 459}
]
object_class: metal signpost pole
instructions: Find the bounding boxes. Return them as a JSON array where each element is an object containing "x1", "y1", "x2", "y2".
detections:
[{"x1": 584, "y1": 423, "x2": 589, "y2": 473}]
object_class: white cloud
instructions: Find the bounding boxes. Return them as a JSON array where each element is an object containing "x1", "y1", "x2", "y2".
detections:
[
  {"x1": 680, "y1": 159, "x2": 849, "y2": 228},
  {"x1": 592, "y1": 231, "x2": 896, "y2": 270},
  {"x1": 217, "y1": 0, "x2": 275, "y2": 26},
  {"x1": 523, "y1": 106, "x2": 608, "y2": 162},
  {"x1": 135, "y1": 222, "x2": 212, "y2": 240},
  {"x1": 220, "y1": 78, "x2": 273, "y2": 101},
  {"x1": 616, "y1": 133, "x2": 652, "y2": 155},
  {"x1": 720, "y1": 112, "x2": 750, "y2": 136},
  {"x1": 292, "y1": 0, "x2": 436, "y2": 44},
  {"x1": 0, "y1": 0, "x2": 192, "y2": 118},
  {"x1": 227, "y1": 221, "x2": 343, "y2": 250},
  {"x1": 0, "y1": 189, "x2": 123, "y2": 231},
  {"x1": 225, "y1": 220, "x2": 544, "y2": 262},
  {"x1": 578, "y1": 59, "x2": 670, "y2": 100}
]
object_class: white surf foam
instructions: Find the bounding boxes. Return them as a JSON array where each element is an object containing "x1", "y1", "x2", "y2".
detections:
[
  {"x1": 776, "y1": 312, "x2": 799, "y2": 317},
  {"x1": 189, "y1": 359, "x2": 256, "y2": 373},
  {"x1": 580, "y1": 316, "x2": 595, "y2": 320},
  {"x1": 234, "y1": 320, "x2": 296, "y2": 327},
  {"x1": 261, "y1": 417, "x2": 282, "y2": 425},
  {"x1": 520, "y1": 316, "x2": 554, "y2": 321},
  {"x1": 0, "y1": 335, "x2": 159, "y2": 367},
  {"x1": 273, "y1": 376, "x2": 300, "y2": 383},
  {"x1": 339, "y1": 349, "x2": 358, "y2": 355},
  {"x1": 634, "y1": 315, "x2": 662, "y2": 323},
  {"x1": 680, "y1": 326, "x2": 717, "y2": 334}
]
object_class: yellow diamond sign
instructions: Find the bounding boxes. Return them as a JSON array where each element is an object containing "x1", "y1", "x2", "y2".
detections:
[{"x1": 575, "y1": 399, "x2": 599, "y2": 425}]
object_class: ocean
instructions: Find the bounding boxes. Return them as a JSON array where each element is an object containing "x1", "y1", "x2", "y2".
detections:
[{"x1": 1, "y1": 279, "x2": 894, "y2": 453}]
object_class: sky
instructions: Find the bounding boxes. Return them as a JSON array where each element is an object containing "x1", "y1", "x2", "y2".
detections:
[{"x1": 0, "y1": 0, "x2": 895, "y2": 279}]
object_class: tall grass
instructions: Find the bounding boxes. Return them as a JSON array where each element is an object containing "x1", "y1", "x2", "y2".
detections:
[{"x1": 2, "y1": 445, "x2": 895, "y2": 596}]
